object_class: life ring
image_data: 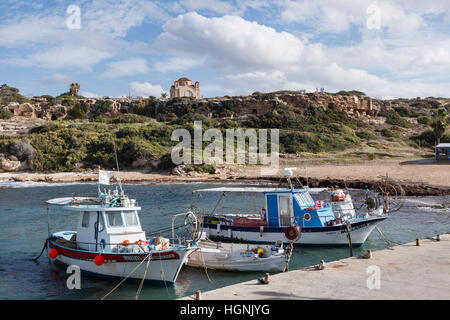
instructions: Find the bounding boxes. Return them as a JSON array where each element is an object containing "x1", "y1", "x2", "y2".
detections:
[{"x1": 285, "y1": 226, "x2": 301, "y2": 241}]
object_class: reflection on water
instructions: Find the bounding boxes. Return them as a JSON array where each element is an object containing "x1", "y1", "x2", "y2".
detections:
[{"x1": 0, "y1": 182, "x2": 448, "y2": 300}]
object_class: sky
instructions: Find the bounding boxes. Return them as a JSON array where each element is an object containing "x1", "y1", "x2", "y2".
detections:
[{"x1": 1, "y1": 0, "x2": 450, "y2": 99}]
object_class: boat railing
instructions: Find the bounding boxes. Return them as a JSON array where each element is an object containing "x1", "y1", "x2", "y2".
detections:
[{"x1": 51, "y1": 237, "x2": 192, "y2": 254}]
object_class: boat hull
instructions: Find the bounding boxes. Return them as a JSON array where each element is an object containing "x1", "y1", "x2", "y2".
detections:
[
  {"x1": 205, "y1": 216, "x2": 387, "y2": 247},
  {"x1": 187, "y1": 245, "x2": 286, "y2": 272},
  {"x1": 49, "y1": 240, "x2": 197, "y2": 285}
]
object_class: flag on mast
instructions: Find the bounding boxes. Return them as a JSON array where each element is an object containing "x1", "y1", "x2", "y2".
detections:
[{"x1": 99, "y1": 170, "x2": 112, "y2": 185}]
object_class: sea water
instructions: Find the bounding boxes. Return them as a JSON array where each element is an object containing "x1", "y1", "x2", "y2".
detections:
[{"x1": 0, "y1": 182, "x2": 448, "y2": 300}]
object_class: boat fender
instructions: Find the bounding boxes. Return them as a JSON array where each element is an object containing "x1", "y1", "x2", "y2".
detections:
[
  {"x1": 49, "y1": 248, "x2": 59, "y2": 259},
  {"x1": 260, "y1": 225, "x2": 264, "y2": 237},
  {"x1": 94, "y1": 255, "x2": 104, "y2": 266},
  {"x1": 257, "y1": 248, "x2": 264, "y2": 257}
]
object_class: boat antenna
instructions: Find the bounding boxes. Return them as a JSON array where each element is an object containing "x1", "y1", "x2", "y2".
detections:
[{"x1": 112, "y1": 139, "x2": 123, "y2": 193}]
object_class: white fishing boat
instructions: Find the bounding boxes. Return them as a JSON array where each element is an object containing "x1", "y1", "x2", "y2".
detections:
[
  {"x1": 187, "y1": 239, "x2": 287, "y2": 272},
  {"x1": 190, "y1": 169, "x2": 389, "y2": 247},
  {"x1": 42, "y1": 171, "x2": 197, "y2": 286}
]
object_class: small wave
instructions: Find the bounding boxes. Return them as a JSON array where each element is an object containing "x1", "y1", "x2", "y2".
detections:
[{"x1": 0, "y1": 181, "x2": 93, "y2": 189}]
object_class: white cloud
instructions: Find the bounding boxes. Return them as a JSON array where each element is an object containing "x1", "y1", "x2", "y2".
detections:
[
  {"x1": 154, "y1": 56, "x2": 203, "y2": 73},
  {"x1": 279, "y1": 0, "x2": 424, "y2": 35},
  {"x1": 82, "y1": 0, "x2": 169, "y2": 38},
  {"x1": 0, "y1": 0, "x2": 169, "y2": 71},
  {"x1": 153, "y1": 11, "x2": 450, "y2": 99},
  {"x1": 128, "y1": 81, "x2": 165, "y2": 97},
  {"x1": 7, "y1": 46, "x2": 115, "y2": 71},
  {"x1": 155, "y1": 12, "x2": 304, "y2": 71},
  {"x1": 40, "y1": 73, "x2": 74, "y2": 85},
  {"x1": 81, "y1": 91, "x2": 101, "y2": 98},
  {"x1": 101, "y1": 58, "x2": 150, "y2": 78},
  {"x1": 178, "y1": 0, "x2": 236, "y2": 15}
]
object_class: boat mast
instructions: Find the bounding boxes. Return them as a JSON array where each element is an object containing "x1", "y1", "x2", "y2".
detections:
[{"x1": 112, "y1": 140, "x2": 123, "y2": 193}]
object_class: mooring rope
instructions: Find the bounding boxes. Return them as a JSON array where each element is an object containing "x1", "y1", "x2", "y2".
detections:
[
  {"x1": 101, "y1": 252, "x2": 152, "y2": 300},
  {"x1": 199, "y1": 247, "x2": 213, "y2": 283},
  {"x1": 32, "y1": 239, "x2": 49, "y2": 262},
  {"x1": 158, "y1": 252, "x2": 170, "y2": 298},
  {"x1": 375, "y1": 226, "x2": 402, "y2": 246},
  {"x1": 135, "y1": 249, "x2": 153, "y2": 300}
]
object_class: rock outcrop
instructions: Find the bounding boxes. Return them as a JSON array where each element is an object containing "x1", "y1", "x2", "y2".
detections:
[{"x1": 0, "y1": 159, "x2": 21, "y2": 172}]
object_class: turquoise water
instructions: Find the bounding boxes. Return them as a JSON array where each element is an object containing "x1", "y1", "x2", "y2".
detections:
[{"x1": 0, "y1": 182, "x2": 448, "y2": 300}]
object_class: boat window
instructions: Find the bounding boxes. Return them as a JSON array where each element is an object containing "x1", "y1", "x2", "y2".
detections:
[
  {"x1": 82, "y1": 212, "x2": 90, "y2": 228},
  {"x1": 279, "y1": 196, "x2": 291, "y2": 226},
  {"x1": 295, "y1": 193, "x2": 314, "y2": 207},
  {"x1": 98, "y1": 213, "x2": 104, "y2": 232},
  {"x1": 107, "y1": 212, "x2": 124, "y2": 227},
  {"x1": 124, "y1": 211, "x2": 139, "y2": 226}
]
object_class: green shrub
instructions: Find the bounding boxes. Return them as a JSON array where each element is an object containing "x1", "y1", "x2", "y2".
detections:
[
  {"x1": 89, "y1": 100, "x2": 113, "y2": 119},
  {"x1": 381, "y1": 128, "x2": 396, "y2": 138},
  {"x1": 356, "y1": 130, "x2": 377, "y2": 140},
  {"x1": 66, "y1": 103, "x2": 88, "y2": 120},
  {"x1": 410, "y1": 129, "x2": 435, "y2": 147},
  {"x1": 379, "y1": 110, "x2": 414, "y2": 128},
  {"x1": 112, "y1": 114, "x2": 152, "y2": 124},
  {"x1": 0, "y1": 107, "x2": 13, "y2": 119},
  {"x1": 335, "y1": 90, "x2": 366, "y2": 96},
  {"x1": 417, "y1": 115, "x2": 431, "y2": 125}
]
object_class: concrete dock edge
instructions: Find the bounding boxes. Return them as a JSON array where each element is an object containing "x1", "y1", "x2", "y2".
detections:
[{"x1": 181, "y1": 234, "x2": 450, "y2": 300}]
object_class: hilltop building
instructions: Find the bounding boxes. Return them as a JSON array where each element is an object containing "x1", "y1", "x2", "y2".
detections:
[{"x1": 170, "y1": 77, "x2": 200, "y2": 99}]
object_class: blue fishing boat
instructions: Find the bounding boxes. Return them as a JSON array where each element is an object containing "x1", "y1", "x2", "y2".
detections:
[{"x1": 192, "y1": 169, "x2": 388, "y2": 246}]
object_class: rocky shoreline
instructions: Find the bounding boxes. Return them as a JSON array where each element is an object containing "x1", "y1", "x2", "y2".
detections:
[{"x1": 1, "y1": 171, "x2": 449, "y2": 197}]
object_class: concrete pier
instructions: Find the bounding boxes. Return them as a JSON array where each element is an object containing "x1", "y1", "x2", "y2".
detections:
[{"x1": 182, "y1": 234, "x2": 450, "y2": 300}]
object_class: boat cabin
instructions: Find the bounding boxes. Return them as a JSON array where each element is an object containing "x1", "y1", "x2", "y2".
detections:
[
  {"x1": 47, "y1": 196, "x2": 145, "y2": 252},
  {"x1": 264, "y1": 190, "x2": 334, "y2": 227},
  {"x1": 194, "y1": 187, "x2": 336, "y2": 228}
]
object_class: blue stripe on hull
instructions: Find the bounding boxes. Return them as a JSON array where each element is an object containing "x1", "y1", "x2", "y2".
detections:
[
  {"x1": 205, "y1": 217, "x2": 386, "y2": 233},
  {"x1": 207, "y1": 235, "x2": 363, "y2": 247},
  {"x1": 53, "y1": 260, "x2": 175, "y2": 286}
]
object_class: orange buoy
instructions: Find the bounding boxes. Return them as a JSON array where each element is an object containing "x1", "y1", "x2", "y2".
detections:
[
  {"x1": 122, "y1": 240, "x2": 130, "y2": 246},
  {"x1": 94, "y1": 255, "x2": 105, "y2": 266},
  {"x1": 49, "y1": 248, "x2": 59, "y2": 259}
]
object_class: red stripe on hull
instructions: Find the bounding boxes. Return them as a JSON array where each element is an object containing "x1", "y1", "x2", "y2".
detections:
[{"x1": 49, "y1": 241, "x2": 181, "y2": 262}]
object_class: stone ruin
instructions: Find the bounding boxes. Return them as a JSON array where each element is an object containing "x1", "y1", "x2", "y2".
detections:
[{"x1": 2, "y1": 92, "x2": 381, "y2": 123}]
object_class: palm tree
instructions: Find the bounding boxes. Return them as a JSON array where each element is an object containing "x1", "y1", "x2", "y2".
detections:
[
  {"x1": 433, "y1": 108, "x2": 448, "y2": 145},
  {"x1": 161, "y1": 92, "x2": 168, "y2": 99}
]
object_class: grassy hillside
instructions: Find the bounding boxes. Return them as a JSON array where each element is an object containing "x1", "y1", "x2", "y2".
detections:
[{"x1": 0, "y1": 86, "x2": 449, "y2": 172}]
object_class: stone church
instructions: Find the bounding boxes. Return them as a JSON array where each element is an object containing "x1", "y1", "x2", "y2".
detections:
[{"x1": 170, "y1": 77, "x2": 200, "y2": 99}]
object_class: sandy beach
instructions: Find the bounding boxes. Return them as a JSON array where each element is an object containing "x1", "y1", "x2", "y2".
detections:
[{"x1": 1, "y1": 160, "x2": 449, "y2": 189}]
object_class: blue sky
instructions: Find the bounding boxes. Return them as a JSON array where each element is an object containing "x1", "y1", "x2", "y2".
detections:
[{"x1": 1, "y1": 0, "x2": 450, "y2": 99}]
